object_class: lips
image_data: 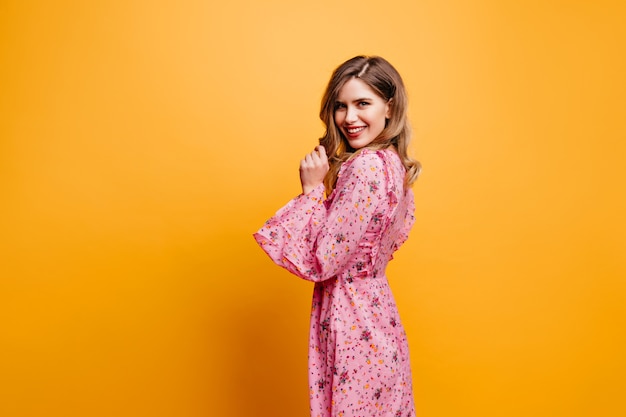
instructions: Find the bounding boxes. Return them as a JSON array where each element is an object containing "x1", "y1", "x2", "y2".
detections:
[{"x1": 345, "y1": 126, "x2": 366, "y2": 137}]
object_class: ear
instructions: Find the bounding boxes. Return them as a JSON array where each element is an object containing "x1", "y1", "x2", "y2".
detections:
[{"x1": 385, "y1": 98, "x2": 393, "y2": 119}]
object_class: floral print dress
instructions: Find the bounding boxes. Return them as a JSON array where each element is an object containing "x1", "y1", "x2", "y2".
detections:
[{"x1": 254, "y1": 148, "x2": 416, "y2": 417}]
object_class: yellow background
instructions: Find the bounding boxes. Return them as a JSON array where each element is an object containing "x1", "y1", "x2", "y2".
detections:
[{"x1": 1, "y1": 1, "x2": 625, "y2": 416}]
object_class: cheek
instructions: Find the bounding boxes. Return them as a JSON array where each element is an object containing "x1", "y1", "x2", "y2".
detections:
[
  {"x1": 374, "y1": 111, "x2": 388, "y2": 127},
  {"x1": 333, "y1": 111, "x2": 344, "y2": 126}
]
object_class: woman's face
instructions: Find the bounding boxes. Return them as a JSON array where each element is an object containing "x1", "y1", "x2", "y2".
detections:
[{"x1": 334, "y1": 77, "x2": 390, "y2": 149}]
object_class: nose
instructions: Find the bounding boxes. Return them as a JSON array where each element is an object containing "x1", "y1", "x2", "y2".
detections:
[{"x1": 345, "y1": 105, "x2": 358, "y2": 123}]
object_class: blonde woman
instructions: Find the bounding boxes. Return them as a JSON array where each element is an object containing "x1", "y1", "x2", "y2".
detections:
[{"x1": 254, "y1": 56, "x2": 420, "y2": 417}]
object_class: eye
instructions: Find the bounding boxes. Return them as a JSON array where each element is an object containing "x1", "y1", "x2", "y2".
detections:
[
  {"x1": 334, "y1": 102, "x2": 346, "y2": 111},
  {"x1": 358, "y1": 101, "x2": 370, "y2": 107}
]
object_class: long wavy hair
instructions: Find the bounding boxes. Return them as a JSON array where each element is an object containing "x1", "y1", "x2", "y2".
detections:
[{"x1": 319, "y1": 55, "x2": 421, "y2": 192}]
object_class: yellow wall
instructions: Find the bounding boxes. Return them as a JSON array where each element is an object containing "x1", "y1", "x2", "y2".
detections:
[{"x1": 1, "y1": 1, "x2": 624, "y2": 416}]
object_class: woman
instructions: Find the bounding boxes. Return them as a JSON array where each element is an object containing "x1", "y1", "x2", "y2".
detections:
[{"x1": 254, "y1": 55, "x2": 420, "y2": 417}]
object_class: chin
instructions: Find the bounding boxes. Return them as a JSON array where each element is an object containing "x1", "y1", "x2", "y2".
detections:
[{"x1": 348, "y1": 139, "x2": 374, "y2": 150}]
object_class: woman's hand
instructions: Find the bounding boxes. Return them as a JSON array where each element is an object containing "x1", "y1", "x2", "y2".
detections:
[{"x1": 300, "y1": 146, "x2": 329, "y2": 195}]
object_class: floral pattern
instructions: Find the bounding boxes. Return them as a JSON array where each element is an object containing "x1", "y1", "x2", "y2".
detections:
[{"x1": 254, "y1": 148, "x2": 416, "y2": 417}]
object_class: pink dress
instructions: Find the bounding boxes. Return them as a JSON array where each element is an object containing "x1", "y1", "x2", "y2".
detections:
[{"x1": 254, "y1": 148, "x2": 416, "y2": 417}]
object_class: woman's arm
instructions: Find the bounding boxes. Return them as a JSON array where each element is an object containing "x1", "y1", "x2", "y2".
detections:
[{"x1": 255, "y1": 150, "x2": 388, "y2": 282}]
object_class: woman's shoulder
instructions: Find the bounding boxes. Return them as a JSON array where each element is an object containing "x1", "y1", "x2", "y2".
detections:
[
  {"x1": 335, "y1": 149, "x2": 402, "y2": 190},
  {"x1": 348, "y1": 147, "x2": 402, "y2": 172},
  {"x1": 345, "y1": 148, "x2": 408, "y2": 194},
  {"x1": 339, "y1": 148, "x2": 385, "y2": 179}
]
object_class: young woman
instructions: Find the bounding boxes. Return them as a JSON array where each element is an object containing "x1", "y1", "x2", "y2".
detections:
[{"x1": 254, "y1": 55, "x2": 420, "y2": 417}]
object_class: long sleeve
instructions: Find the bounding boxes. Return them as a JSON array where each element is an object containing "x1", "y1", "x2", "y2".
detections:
[{"x1": 254, "y1": 151, "x2": 389, "y2": 282}]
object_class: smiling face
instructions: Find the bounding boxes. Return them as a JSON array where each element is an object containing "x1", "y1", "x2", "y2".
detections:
[{"x1": 334, "y1": 77, "x2": 391, "y2": 150}]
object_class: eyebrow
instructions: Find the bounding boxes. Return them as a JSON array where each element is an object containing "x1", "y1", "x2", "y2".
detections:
[{"x1": 335, "y1": 97, "x2": 373, "y2": 104}]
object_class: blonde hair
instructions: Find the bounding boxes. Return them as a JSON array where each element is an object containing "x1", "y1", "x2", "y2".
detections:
[{"x1": 319, "y1": 56, "x2": 421, "y2": 192}]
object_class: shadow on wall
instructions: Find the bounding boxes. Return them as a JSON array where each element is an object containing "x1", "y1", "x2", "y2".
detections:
[{"x1": 209, "y1": 235, "x2": 312, "y2": 417}]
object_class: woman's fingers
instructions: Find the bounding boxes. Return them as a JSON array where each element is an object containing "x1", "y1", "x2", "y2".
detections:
[
  {"x1": 299, "y1": 146, "x2": 330, "y2": 194},
  {"x1": 315, "y1": 145, "x2": 327, "y2": 162},
  {"x1": 305, "y1": 146, "x2": 328, "y2": 167},
  {"x1": 302, "y1": 147, "x2": 328, "y2": 169}
]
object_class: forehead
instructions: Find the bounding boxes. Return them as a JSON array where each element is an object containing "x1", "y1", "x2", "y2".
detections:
[{"x1": 336, "y1": 77, "x2": 380, "y2": 101}]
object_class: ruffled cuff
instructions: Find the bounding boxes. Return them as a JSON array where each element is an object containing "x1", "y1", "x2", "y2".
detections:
[{"x1": 253, "y1": 184, "x2": 325, "y2": 278}]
